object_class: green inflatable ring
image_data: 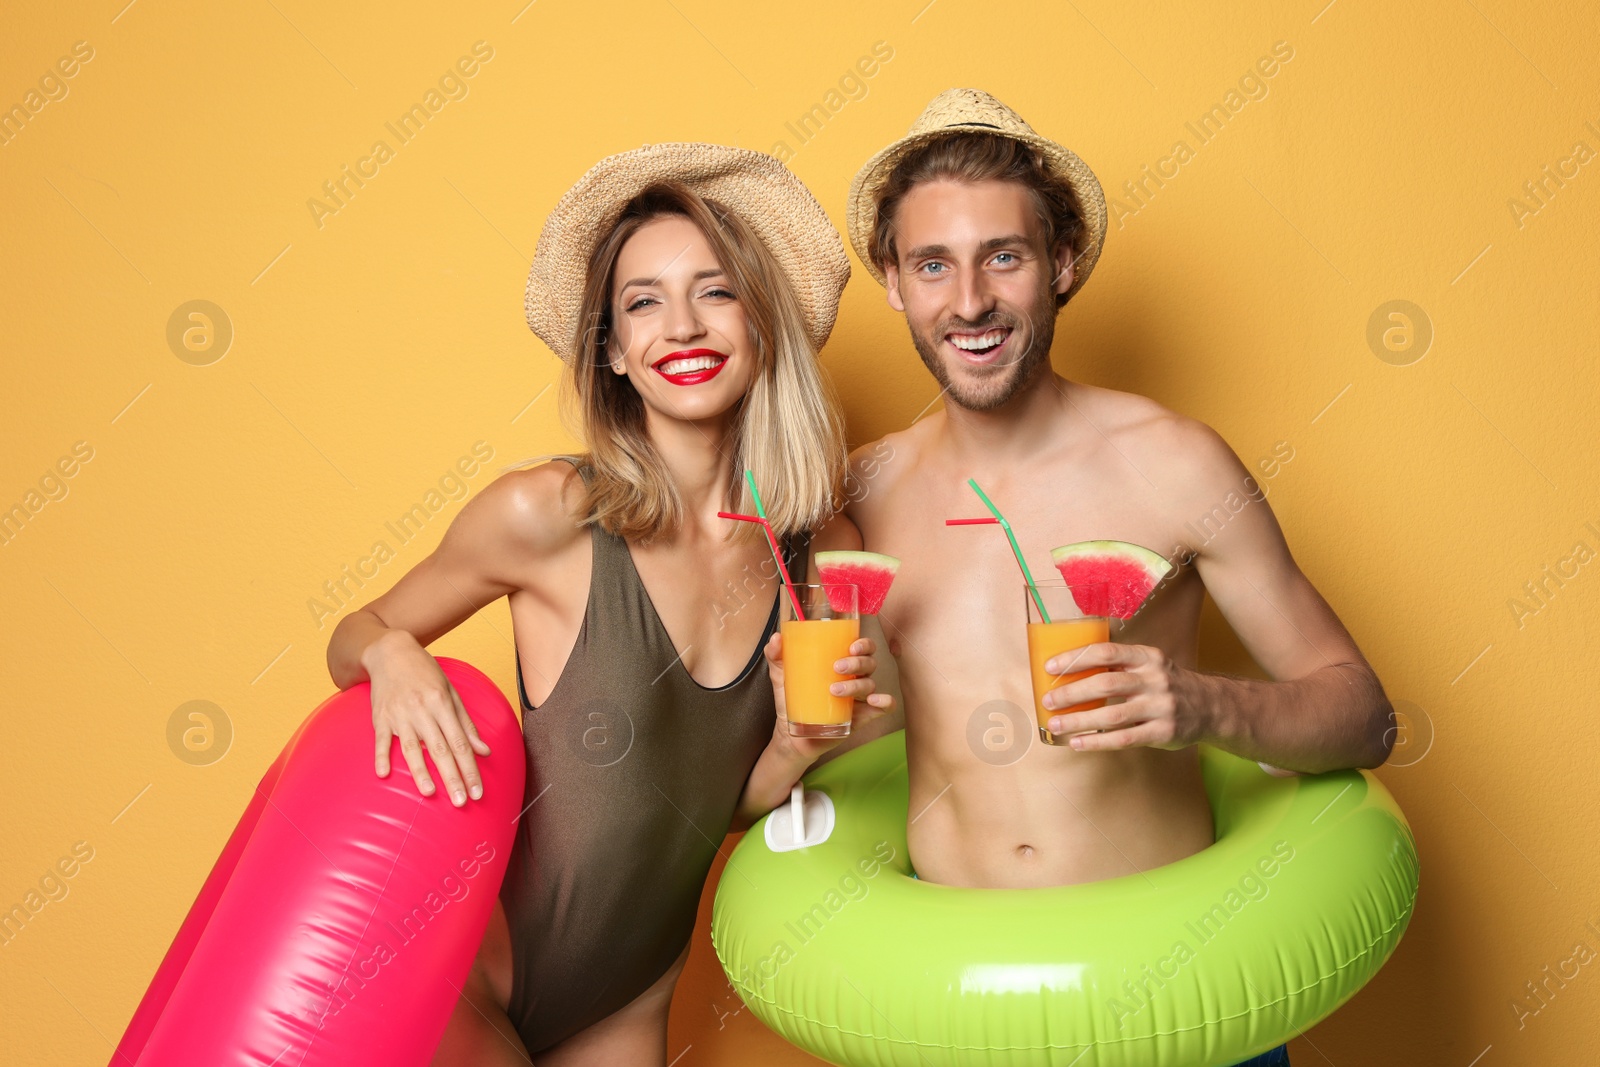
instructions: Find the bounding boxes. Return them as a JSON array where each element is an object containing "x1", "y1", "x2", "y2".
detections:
[{"x1": 712, "y1": 733, "x2": 1418, "y2": 1067}]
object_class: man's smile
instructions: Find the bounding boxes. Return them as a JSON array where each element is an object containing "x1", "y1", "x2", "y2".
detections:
[{"x1": 944, "y1": 326, "x2": 1013, "y2": 365}]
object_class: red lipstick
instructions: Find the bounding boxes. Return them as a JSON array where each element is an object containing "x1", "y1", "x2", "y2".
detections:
[{"x1": 651, "y1": 348, "x2": 729, "y2": 386}]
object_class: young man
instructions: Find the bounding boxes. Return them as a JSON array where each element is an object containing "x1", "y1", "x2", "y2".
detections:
[
  {"x1": 840, "y1": 90, "x2": 1391, "y2": 1067},
  {"x1": 842, "y1": 88, "x2": 1393, "y2": 891}
]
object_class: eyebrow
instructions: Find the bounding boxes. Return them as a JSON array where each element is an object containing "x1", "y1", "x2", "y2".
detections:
[
  {"x1": 617, "y1": 266, "x2": 727, "y2": 291},
  {"x1": 904, "y1": 235, "x2": 1033, "y2": 261}
]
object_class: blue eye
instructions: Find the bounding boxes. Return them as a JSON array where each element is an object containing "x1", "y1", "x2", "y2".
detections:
[
  {"x1": 992, "y1": 252, "x2": 1016, "y2": 265},
  {"x1": 921, "y1": 262, "x2": 947, "y2": 275}
]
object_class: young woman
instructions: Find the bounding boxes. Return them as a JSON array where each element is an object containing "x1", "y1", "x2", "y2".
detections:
[{"x1": 324, "y1": 144, "x2": 897, "y2": 1065}]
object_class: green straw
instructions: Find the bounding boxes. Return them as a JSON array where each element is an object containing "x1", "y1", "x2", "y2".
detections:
[
  {"x1": 966, "y1": 477, "x2": 1052, "y2": 624},
  {"x1": 742, "y1": 470, "x2": 808, "y2": 622},
  {"x1": 744, "y1": 469, "x2": 769, "y2": 522}
]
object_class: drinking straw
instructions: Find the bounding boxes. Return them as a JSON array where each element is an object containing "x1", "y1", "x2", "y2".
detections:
[
  {"x1": 953, "y1": 478, "x2": 1052, "y2": 624},
  {"x1": 714, "y1": 469, "x2": 807, "y2": 622}
]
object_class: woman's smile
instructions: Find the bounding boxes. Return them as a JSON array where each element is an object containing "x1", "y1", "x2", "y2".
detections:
[{"x1": 651, "y1": 347, "x2": 730, "y2": 385}]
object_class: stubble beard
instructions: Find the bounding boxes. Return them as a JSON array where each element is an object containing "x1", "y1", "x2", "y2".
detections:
[{"x1": 906, "y1": 288, "x2": 1059, "y2": 413}]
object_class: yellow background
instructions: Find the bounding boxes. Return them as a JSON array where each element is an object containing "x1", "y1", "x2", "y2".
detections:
[{"x1": 3, "y1": 0, "x2": 1598, "y2": 1063}]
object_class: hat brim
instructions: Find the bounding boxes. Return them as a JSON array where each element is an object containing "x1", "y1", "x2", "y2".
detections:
[
  {"x1": 526, "y1": 143, "x2": 851, "y2": 365},
  {"x1": 846, "y1": 124, "x2": 1108, "y2": 301}
]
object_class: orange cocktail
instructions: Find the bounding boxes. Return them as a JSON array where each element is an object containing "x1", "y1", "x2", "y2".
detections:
[
  {"x1": 1025, "y1": 580, "x2": 1112, "y2": 746},
  {"x1": 781, "y1": 584, "x2": 859, "y2": 738}
]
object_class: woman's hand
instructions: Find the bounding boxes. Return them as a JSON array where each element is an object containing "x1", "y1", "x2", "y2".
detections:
[
  {"x1": 763, "y1": 631, "x2": 895, "y2": 764},
  {"x1": 364, "y1": 629, "x2": 491, "y2": 805},
  {"x1": 730, "y1": 631, "x2": 895, "y2": 831}
]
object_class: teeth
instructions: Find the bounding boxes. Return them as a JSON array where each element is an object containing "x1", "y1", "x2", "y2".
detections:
[
  {"x1": 658, "y1": 355, "x2": 724, "y2": 374},
  {"x1": 949, "y1": 330, "x2": 1009, "y2": 351}
]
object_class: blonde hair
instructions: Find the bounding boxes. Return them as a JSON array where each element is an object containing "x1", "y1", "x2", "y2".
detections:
[{"x1": 506, "y1": 182, "x2": 846, "y2": 545}]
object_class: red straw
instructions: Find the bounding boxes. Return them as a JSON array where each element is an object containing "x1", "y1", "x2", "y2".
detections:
[
  {"x1": 946, "y1": 479, "x2": 1053, "y2": 623},
  {"x1": 717, "y1": 510, "x2": 808, "y2": 622}
]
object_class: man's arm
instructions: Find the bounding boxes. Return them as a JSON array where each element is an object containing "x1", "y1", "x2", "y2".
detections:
[{"x1": 1044, "y1": 421, "x2": 1394, "y2": 773}]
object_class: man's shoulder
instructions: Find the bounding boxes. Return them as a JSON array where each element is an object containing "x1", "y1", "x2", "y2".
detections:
[
  {"x1": 1081, "y1": 383, "x2": 1228, "y2": 460},
  {"x1": 1071, "y1": 383, "x2": 1242, "y2": 491},
  {"x1": 843, "y1": 419, "x2": 933, "y2": 524},
  {"x1": 848, "y1": 418, "x2": 932, "y2": 487}
]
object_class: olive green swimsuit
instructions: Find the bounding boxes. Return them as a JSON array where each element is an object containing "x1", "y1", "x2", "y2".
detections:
[{"x1": 498, "y1": 456, "x2": 810, "y2": 1052}]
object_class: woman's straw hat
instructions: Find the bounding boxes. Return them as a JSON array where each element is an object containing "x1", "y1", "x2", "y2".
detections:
[
  {"x1": 846, "y1": 88, "x2": 1108, "y2": 302},
  {"x1": 525, "y1": 143, "x2": 851, "y2": 364}
]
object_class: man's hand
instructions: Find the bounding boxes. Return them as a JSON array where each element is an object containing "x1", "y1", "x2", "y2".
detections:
[
  {"x1": 765, "y1": 631, "x2": 895, "y2": 763},
  {"x1": 1039, "y1": 641, "x2": 1211, "y2": 752}
]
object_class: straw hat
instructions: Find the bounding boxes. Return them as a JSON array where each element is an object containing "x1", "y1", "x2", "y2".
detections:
[
  {"x1": 525, "y1": 142, "x2": 851, "y2": 364},
  {"x1": 846, "y1": 88, "x2": 1109, "y2": 301}
]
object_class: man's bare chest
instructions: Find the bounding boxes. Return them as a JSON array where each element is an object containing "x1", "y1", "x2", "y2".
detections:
[{"x1": 859, "y1": 462, "x2": 1199, "y2": 665}]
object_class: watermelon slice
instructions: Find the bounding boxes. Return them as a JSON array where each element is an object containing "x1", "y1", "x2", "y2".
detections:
[
  {"x1": 815, "y1": 550, "x2": 900, "y2": 615},
  {"x1": 1049, "y1": 540, "x2": 1172, "y2": 619}
]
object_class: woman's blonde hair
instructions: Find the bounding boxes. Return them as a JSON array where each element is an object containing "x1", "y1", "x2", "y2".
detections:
[{"x1": 506, "y1": 182, "x2": 847, "y2": 545}]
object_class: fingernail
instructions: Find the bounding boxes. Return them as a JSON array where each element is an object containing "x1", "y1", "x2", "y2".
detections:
[
  {"x1": 453, "y1": 790, "x2": 466, "y2": 805},
  {"x1": 469, "y1": 785, "x2": 482, "y2": 799},
  {"x1": 1070, "y1": 737, "x2": 1083, "y2": 750}
]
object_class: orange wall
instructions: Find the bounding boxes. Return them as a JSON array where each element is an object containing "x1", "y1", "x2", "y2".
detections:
[{"x1": 3, "y1": 1, "x2": 1597, "y2": 1064}]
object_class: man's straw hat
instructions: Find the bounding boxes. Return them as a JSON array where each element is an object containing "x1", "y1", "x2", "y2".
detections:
[
  {"x1": 525, "y1": 143, "x2": 850, "y2": 364},
  {"x1": 846, "y1": 88, "x2": 1108, "y2": 301}
]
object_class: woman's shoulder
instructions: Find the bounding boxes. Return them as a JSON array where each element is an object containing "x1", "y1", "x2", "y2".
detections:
[{"x1": 468, "y1": 458, "x2": 590, "y2": 556}]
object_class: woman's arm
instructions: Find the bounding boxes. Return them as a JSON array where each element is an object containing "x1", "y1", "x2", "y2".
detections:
[
  {"x1": 729, "y1": 633, "x2": 890, "y2": 832},
  {"x1": 805, "y1": 509, "x2": 905, "y2": 766},
  {"x1": 729, "y1": 510, "x2": 897, "y2": 831},
  {"x1": 325, "y1": 461, "x2": 583, "y2": 804}
]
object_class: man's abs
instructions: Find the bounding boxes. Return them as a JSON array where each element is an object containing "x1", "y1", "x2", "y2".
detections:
[{"x1": 905, "y1": 712, "x2": 1215, "y2": 888}]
